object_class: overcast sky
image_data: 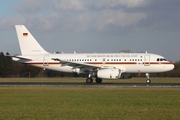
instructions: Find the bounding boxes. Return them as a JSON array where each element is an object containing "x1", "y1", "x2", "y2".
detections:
[{"x1": 0, "y1": 0, "x2": 180, "y2": 62}]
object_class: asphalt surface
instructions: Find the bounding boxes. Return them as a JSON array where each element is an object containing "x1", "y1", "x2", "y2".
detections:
[{"x1": 0, "y1": 82, "x2": 180, "y2": 88}]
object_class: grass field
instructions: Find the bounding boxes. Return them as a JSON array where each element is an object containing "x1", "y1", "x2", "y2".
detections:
[
  {"x1": 0, "y1": 77, "x2": 180, "y2": 83},
  {"x1": 0, "y1": 78, "x2": 180, "y2": 120}
]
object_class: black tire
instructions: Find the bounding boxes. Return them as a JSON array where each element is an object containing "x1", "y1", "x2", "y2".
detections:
[
  {"x1": 146, "y1": 79, "x2": 151, "y2": 84},
  {"x1": 95, "y1": 78, "x2": 102, "y2": 83},
  {"x1": 86, "y1": 78, "x2": 93, "y2": 83}
]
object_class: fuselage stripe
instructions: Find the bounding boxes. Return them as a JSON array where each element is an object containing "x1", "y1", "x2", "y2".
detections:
[{"x1": 25, "y1": 62, "x2": 173, "y2": 65}]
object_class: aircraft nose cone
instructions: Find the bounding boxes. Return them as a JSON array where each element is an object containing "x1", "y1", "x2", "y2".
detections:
[
  {"x1": 171, "y1": 63, "x2": 175, "y2": 70},
  {"x1": 168, "y1": 62, "x2": 175, "y2": 71}
]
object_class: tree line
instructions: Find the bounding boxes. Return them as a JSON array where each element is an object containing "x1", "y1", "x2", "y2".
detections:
[{"x1": 0, "y1": 52, "x2": 179, "y2": 78}]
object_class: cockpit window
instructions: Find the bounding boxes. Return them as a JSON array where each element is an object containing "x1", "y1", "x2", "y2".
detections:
[
  {"x1": 163, "y1": 58, "x2": 167, "y2": 61},
  {"x1": 157, "y1": 58, "x2": 167, "y2": 61}
]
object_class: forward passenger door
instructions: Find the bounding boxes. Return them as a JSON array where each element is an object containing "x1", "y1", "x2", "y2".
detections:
[{"x1": 144, "y1": 55, "x2": 150, "y2": 66}]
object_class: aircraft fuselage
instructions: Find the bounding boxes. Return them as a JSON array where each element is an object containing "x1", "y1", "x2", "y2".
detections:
[{"x1": 13, "y1": 53, "x2": 174, "y2": 74}]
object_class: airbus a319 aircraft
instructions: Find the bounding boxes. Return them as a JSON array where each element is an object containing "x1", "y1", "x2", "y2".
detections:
[{"x1": 12, "y1": 25, "x2": 174, "y2": 84}]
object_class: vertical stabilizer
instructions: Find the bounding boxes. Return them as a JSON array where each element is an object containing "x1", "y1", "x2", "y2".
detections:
[{"x1": 15, "y1": 25, "x2": 48, "y2": 55}]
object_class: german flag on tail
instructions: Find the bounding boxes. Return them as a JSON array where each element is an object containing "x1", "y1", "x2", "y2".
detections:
[{"x1": 23, "y1": 33, "x2": 28, "y2": 36}]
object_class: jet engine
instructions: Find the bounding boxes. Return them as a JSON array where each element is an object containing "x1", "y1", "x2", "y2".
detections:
[
  {"x1": 72, "y1": 68, "x2": 81, "y2": 74},
  {"x1": 97, "y1": 68, "x2": 121, "y2": 79}
]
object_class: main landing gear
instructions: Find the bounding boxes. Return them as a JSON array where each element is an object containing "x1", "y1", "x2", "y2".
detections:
[
  {"x1": 146, "y1": 73, "x2": 151, "y2": 84},
  {"x1": 86, "y1": 78, "x2": 93, "y2": 83},
  {"x1": 86, "y1": 77, "x2": 102, "y2": 83},
  {"x1": 95, "y1": 78, "x2": 102, "y2": 83}
]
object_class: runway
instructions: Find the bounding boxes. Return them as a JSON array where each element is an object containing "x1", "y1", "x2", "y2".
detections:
[{"x1": 0, "y1": 82, "x2": 180, "y2": 88}]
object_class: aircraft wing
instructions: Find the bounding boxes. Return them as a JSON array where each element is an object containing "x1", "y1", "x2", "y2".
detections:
[{"x1": 52, "y1": 58, "x2": 100, "y2": 70}]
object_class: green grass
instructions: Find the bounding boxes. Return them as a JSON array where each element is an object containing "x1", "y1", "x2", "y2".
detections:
[
  {"x1": 0, "y1": 87, "x2": 180, "y2": 120},
  {"x1": 0, "y1": 77, "x2": 180, "y2": 83}
]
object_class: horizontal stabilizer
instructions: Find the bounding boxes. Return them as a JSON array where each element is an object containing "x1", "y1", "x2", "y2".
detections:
[{"x1": 11, "y1": 55, "x2": 32, "y2": 61}]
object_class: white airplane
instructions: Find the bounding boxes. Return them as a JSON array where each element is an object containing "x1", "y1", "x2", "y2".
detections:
[{"x1": 12, "y1": 25, "x2": 174, "y2": 84}]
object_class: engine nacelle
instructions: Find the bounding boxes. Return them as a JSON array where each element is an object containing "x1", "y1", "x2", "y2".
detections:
[
  {"x1": 72, "y1": 68, "x2": 81, "y2": 74},
  {"x1": 97, "y1": 69, "x2": 121, "y2": 79}
]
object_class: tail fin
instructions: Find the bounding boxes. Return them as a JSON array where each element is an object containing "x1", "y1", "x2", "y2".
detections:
[{"x1": 15, "y1": 25, "x2": 48, "y2": 55}]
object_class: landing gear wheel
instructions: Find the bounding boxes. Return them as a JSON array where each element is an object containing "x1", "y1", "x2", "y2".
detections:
[
  {"x1": 146, "y1": 79, "x2": 151, "y2": 84},
  {"x1": 86, "y1": 78, "x2": 93, "y2": 83},
  {"x1": 145, "y1": 73, "x2": 151, "y2": 84},
  {"x1": 95, "y1": 78, "x2": 102, "y2": 83}
]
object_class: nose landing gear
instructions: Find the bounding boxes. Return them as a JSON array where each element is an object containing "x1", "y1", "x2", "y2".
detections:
[{"x1": 146, "y1": 73, "x2": 151, "y2": 84}]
